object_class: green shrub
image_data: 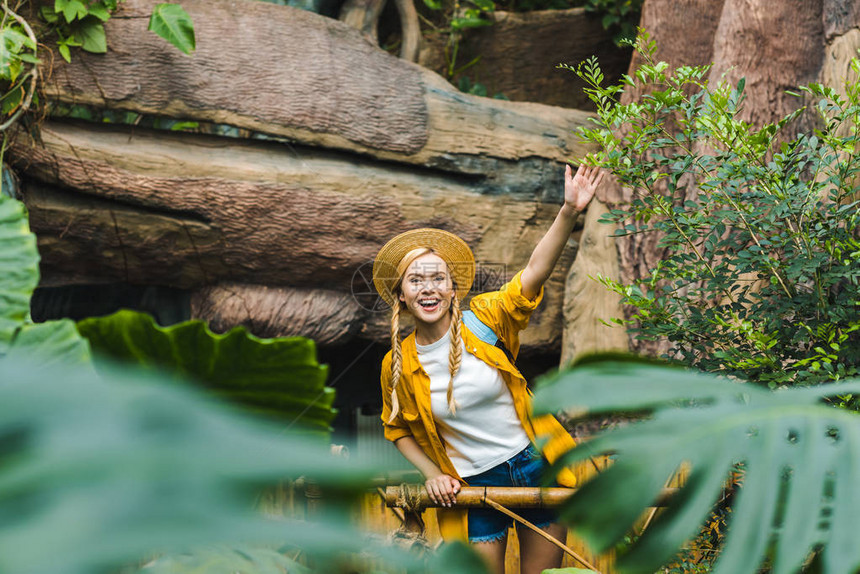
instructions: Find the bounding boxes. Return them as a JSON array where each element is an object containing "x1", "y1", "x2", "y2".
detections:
[{"x1": 567, "y1": 34, "x2": 860, "y2": 389}]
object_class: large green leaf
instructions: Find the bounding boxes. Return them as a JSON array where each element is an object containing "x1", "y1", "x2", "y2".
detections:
[
  {"x1": 0, "y1": 195, "x2": 39, "y2": 352},
  {"x1": 77, "y1": 310, "x2": 335, "y2": 434},
  {"x1": 0, "y1": 195, "x2": 93, "y2": 364},
  {"x1": 0, "y1": 359, "x2": 374, "y2": 572},
  {"x1": 142, "y1": 545, "x2": 312, "y2": 574},
  {"x1": 533, "y1": 354, "x2": 860, "y2": 574},
  {"x1": 7, "y1": 319, "x2": 92, "y2": 366},
  {"x1": 148, "y1": 3, "x2": 195, "y2": 55},
  {"x1": 0, "y1": 356, "x2": 484, "y2": 574}
]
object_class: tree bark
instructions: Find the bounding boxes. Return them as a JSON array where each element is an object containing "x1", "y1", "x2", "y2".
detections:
[
  {"x1": 191, "y1": 284, "x2": 363, "y2": 346},
  {"x1": 560, "y1": 197, "x2": 628, "y2": 364},
  {"x1": 709, "y1": 0, "x2": 825, "y2": 133}
]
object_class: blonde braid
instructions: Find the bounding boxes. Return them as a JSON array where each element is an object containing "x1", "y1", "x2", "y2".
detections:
[
  {"x1": 446, "y1": 292, "x2": 463, "y2": 416},
  {"x1": 386, "y1": 247, "x2": 431, "y2": 424},
  {"x1": 388, "y1": 301, "x2": 403, "y2": 424}
]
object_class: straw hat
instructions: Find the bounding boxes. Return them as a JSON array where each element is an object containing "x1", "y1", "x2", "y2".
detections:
[{"x1": 373, "y1": 228, "x2": 475, "y2": 308}]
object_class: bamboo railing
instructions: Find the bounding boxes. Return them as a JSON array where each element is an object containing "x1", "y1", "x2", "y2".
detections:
[
  {"x1": 382, "y1": 485, "x2": 678, "y2": 510},
  {"x1": 356, "y1": 454, "x2": 689, "y2": 574}
]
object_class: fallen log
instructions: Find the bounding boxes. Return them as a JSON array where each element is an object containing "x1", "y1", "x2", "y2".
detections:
[
  {"x1": 39, "y1": 0, "x2": 593, "y2": 175},
  {"x1": 191, "y1": 283, "x2": 363, "y2": 346},
  {"x1": 21, "y1": 0, "x2": 598, "y2": 351},
  {"x1": 14, "y1": 121, "x2": 579, "y2": 349}
]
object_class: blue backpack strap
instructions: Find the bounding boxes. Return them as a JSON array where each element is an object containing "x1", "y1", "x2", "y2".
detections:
[
  {"x1": 462, "y1": 310, "x2": 516, "y2": 365},
  {"x1": 462, "y1": 310, "x2": 498, "y2": 345}
]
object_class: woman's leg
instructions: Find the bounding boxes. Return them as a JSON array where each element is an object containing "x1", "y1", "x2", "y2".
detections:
[
  {"x1": 471, "y1": 535, "x2": 508, "y2": 574},
  {"x1": 517, "y1": 522, "x2": 566, "y2": 574}
]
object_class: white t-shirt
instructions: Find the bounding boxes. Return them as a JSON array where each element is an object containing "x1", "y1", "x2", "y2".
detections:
[{"x1": 416, "y1": 330, "x2": 530, "y2": 477}]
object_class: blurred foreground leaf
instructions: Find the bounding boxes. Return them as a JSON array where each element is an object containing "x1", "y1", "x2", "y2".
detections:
[
  {"x1": 534, "y1": 354, "x2": 860, "y2": 574},
  {"x1": 142, "y1": 545, "x2": 312, "y2": 574},
  {"x1": 0, "y1": 357, "x2": 389, "y2": 574}
]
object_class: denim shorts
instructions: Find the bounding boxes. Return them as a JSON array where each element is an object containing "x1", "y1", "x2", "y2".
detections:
[{"x1": 465, "y1": 444, "x2": 559, "y2": 543}]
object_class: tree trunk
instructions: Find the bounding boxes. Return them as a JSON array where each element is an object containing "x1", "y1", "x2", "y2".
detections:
[{"x1": 709, "y1": 0, "x2": 825, "y2": 133}]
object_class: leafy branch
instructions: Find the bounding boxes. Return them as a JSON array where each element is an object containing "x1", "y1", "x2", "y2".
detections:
[{"x1": 567, "y1": 32, "x2": 860, "y2": 388}]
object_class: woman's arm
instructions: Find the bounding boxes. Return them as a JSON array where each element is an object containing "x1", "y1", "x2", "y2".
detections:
[
  {"x1": 521, "y1": 164, "x2": 604, "y2": 300},
  {"x1": 394, "y1": 436, "x2": 460, "y2": 507}
]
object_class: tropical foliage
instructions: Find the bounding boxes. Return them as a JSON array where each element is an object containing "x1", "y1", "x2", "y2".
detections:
[
  {"x1": 0, "y1": 189, "x2": 91, "y2": 364},
  {"x1": 568, "y1": 34, "x2": 860, "y2": 389},
  {"x1": 534, "y1": 356, "x2": 860, "y2": 574},
  {"x1": 0, "y1": 0, "x2": 195, "y2": 147},
  {"x1": 0, "y1": 196, "x2": 485, "y2": 574},
  {"x1": 0, "y1": 355, "x2": 382, "y2": 574},
  {"x1": 78, "y1": 310, "x2": 336, "y2": 435}
]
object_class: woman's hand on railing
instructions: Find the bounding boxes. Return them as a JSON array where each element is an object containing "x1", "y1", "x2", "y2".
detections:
[{"x1": 424, "y1": 473, "x2": 460, "y2": 508}]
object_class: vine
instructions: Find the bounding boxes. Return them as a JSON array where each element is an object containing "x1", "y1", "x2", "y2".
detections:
[{"x1": 0, "y1": 0, "x2": 195, "y2": 195}]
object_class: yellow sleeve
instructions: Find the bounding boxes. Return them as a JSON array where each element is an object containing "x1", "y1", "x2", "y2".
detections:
[
  {"x1": 380, "y1": 351, "x2": 411, "y2": 443},
  {"x1": 469, "y1": 269, "x2": 544, "y2": 357}
]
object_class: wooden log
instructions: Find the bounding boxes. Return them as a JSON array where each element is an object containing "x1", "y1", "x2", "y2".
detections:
[
  {"x1": 24, "y1": 0, "x2": 599, "y2": 351},
  {"x1": 13, "y1": 121, "x2": 580, "y2": 350},
  {"x1": 39, "y1": 0, "x2": 594, "y2": 173},
  {"x1": 191, "y1": 283, "x2": 364, "y2": 346},
  {"x1": 383, "y1": 485, "x2": 678, "y2": 509}
]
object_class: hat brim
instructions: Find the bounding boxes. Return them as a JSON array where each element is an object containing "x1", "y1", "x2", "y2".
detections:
[{"x1": 373, "y1": 229, "x2": 475, "y2": 308}]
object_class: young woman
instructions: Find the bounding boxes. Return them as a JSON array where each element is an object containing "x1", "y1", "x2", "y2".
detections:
[{"x1": 372, "y1": 164, "x2": 604, "y2": 574}]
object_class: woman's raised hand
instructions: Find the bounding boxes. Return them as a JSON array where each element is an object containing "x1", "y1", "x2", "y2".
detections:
[
  {"x1": 425, "y1": 473, "x2": 461, "y2": 508},
  {"x1": 564, "y1": 163, "x2": 605, "y2": 213}
]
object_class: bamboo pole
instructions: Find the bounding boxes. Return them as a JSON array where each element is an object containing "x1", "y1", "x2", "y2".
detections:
[
  {"x1": 484, "y1": 497, "x2": 602, "y2": 573},
  {"x1": 383, "y1": 485, "x2": 678, "y2": 510}
]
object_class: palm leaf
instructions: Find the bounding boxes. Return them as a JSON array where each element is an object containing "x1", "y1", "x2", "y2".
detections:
[
  {"x1": 533, "y1": 354, "x2": 860, "y2": 574},
  {"x1": 77, "y1": 310, "x2": 335, "y2": 435}
]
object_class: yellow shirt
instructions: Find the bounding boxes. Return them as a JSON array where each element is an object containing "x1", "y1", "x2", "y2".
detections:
[{"x1": 380, "y1": 269, "x2": 577, "y2": 541}]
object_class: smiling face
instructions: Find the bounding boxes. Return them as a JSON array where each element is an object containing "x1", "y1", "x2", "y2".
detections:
[{"x1": 398, "y1": 252, "x2": 455, "y2": 326}]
